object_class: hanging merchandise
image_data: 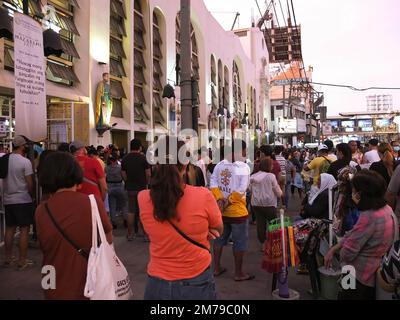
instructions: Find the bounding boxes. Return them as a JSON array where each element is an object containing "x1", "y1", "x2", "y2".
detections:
[{"x1": 262, "y1": 216, "x2": 300, "y2": 273}]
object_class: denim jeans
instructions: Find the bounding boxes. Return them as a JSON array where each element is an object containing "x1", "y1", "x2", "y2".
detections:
[
  {"x1": 144, "y1": 267, "x2": 217, "y2": 300},
  {"x1": 108, "y1": 183, "x2": 128, "y2": 224}
]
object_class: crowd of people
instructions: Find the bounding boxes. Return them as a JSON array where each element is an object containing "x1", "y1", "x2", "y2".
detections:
[{"x1": 1, "y1": 134, "x2": 400, "y2": 300}]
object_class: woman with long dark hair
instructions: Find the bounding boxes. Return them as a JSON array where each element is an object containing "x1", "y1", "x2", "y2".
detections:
[
  {"x1": 138, "y1": 136, "x2": 223, "y2": 300},
  {"x1": 325, "y1": 170, "x2": 396, "y2": 300}
]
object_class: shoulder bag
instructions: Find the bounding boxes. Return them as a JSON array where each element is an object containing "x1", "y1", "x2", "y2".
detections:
[{"x1": 168, "y1": 220, "x2": 211, "y2": 254}]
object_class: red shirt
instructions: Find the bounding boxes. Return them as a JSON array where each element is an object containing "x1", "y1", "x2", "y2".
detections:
[{"x1": 76, "y1": 155, "x2": 104, "y2": 198}]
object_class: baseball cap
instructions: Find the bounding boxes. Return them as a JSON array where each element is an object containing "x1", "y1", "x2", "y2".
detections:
[
  {"x1": 318, "y1": 144, "x2": 329, "y2": 152},
  {"x1": 13, "y1": 135, "x2": 28, "y2": 148},
  {"x1": 70, "y1": 140, "x2": 85, "y2": 151}
]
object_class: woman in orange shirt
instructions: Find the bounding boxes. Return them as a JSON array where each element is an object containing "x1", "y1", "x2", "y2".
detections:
[{"x1": 139, "y1": 136, "x2": 223, "y2": 300}]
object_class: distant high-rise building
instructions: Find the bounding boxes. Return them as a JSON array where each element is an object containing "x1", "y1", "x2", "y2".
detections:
[{"x1": 367, "y1": 94, "x2": 393, "y2": 112}]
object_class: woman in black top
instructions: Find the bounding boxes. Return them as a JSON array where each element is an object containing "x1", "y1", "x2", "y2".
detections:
[
  {"x1": 370, "y1": 142, "x2": 395, "y2": 186},
  {"x1": 328, "y1": 143, "x2": 352, "y2": 180},
  {"x1": 301, "y1": 173, "x2": 337, "y2": 219}
]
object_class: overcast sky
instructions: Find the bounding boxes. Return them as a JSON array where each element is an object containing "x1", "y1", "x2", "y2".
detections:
[{"x1": 204, "y1": 0, "x2": 400, "y2": 116}]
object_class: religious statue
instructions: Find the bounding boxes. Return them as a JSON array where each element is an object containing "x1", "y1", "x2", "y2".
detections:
[{"x1": 95, "y1": 72, "x2": 113, "y2": 130}]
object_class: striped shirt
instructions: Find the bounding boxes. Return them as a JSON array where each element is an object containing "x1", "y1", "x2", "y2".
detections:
[
  {"x1": 340, "y1": 205, "x2": 395, "y2": 287},
  {"x1": 275, "y1": 154, "x2": 287, "y2": 177}
]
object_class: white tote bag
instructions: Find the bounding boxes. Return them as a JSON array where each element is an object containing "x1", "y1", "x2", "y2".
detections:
[{"x1": 84, "y1": 195, "x2": 132, "y2": 300}]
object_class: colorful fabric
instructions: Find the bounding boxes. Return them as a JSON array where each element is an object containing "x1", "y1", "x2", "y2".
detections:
[
  {"x1": 262, "y1": 225, "x2": 300, "y2": 273},
  {"x1": 262, "y1": 229, "x2": 283, "y2": 273}
]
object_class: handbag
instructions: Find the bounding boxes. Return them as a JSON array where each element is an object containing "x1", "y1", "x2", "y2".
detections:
[
  {"x1": 84, "y1": 195, "x2": 132, "y2": 300},
  {"x1": 376, "y1": 212, "x2": 399, "y2": 300},
  {"x1": 168, "y1": 220, "x2": 211, "y2": 254}
]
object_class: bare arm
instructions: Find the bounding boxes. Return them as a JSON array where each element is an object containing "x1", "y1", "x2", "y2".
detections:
[
  {"x1": 291, "y1": 167, "x2": 296, "y2": 181},
  {"x1": 25, "y1": 174, "x2": 34, "y2": 198},
  {"x1": 385, "y1": 191, "x2": 396, "y2": 211},
  {"x1": 121, "y1": 170, "x2": 128, "y2": 182},
  {"x1": 98, "y1": 177, "x2": 108, "y2": 201},
  {"x1": 106, "y1": 230, "x2": 113, "y2": 244},
  {"x1": 145, "y1": 168, "x2": 151, "y2": 187}
]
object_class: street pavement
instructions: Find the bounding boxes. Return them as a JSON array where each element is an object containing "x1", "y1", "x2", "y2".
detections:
[{"x1": 0, "y1": 193, "x2": 312, "y2": 300}]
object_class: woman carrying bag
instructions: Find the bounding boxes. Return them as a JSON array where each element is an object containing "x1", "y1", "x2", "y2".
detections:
[
  {"x1": 35, "y1": 152, "x2": 113, "y2": 300},
  {"x1": 324, "y1": 170, "x2": 395, "y2": 300},
  {"x1": 139, "y1": 136, "x2": 223, "y2": 300}
]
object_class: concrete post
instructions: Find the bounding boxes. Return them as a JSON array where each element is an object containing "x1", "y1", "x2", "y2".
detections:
[{"x1": 180, "y1": 0, "x2": 193, "y2": 131}]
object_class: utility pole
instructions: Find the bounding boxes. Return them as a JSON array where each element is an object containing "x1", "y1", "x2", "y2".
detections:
[{"x1": 180, "y1": 0, "x2": 193, "y2": 131}]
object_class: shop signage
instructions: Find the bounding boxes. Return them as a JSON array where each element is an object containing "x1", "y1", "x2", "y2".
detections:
[
  {"x1": 278, "y1": 118, "x2": 297, "y2": 134},
  {"x1": 14, "y1": 13, "x2": 47, "y2": 142},
  {"x1": 271, "y1": 78, "x2": 308, "y2": 86}
]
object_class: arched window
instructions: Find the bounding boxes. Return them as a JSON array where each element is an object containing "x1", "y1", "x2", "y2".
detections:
[
  {"x1": 211, "y1": 56, "x2": 217, "y2": 111},
  {"x1": 253, "y1": 88, "x2": 257, "y2": 128},
  {"x1": 232, "y1": 61, "x2": 242, "y2": 118},
  {"x1": 224, "y1": 66, "x2": 229, "y2": 108},
  {"x1": 110, "y1": 0, "x2": 127, "y2": 118},
  {"x1": 153, "y1": 10, "x2": 166, "y2": 126},
  {"x1": 218, "y1": 60, "x2": 223, "y2": 107},
  {"x1": 133, "y1": 0, "x2": 150, "y2": 123}
]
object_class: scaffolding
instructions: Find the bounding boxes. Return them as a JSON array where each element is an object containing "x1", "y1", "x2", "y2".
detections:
[{"x1": 264, "y1": 25, "x2": 302, "y2": 64}]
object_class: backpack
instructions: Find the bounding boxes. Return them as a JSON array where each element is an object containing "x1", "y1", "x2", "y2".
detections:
[
  {"x1": 0, "y1": 153, "x2": 10, "y2": 179},
  {"x1": 319, "y1": 156, "x2": 332, "y2": 174}
]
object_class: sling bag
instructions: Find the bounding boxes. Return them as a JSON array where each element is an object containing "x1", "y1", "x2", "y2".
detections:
[
  {"x1": 45, "y1": 203, "x2": 89, "y2": 259},
  {"x1": 167, "y1": 220, "x2": 211, "y2": 254}
]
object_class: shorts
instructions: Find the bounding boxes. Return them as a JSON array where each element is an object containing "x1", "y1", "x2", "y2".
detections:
[
  {"x1": 214, "y1": 219, "x2": 249, "y2": 252},
  {"x1": 5, "y1": 203, "x2": 34, "y2": 227},
  {"x1": 127, "y1": 191, "x2": 140, "y2": 214}
]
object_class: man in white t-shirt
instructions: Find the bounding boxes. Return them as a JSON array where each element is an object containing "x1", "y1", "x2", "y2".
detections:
[
  {"x1": 362, "y1": 139, "x2": 380, "y2": 166},
  {"x1": 210, "y1": 140, "x2": 254, "y2": 281},
  {"x1": 3, "y1": 136, "x2": 35, "y2": 270}
]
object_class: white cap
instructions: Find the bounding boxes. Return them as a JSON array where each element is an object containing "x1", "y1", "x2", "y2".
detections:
[{"x1": 318, "y1": 144, "x2": 329, "y2": 152}]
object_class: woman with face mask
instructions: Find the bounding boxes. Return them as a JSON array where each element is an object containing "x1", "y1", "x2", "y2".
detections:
[
  {"x1": 390, "y1": 141, "x2": 400, "y2": 161},
  {"x1": 324, "y1": 170, "x2": 396, "y2": 300},
  {"x1": 370, "y1": 143, "x2": 396, "y2": 186}
]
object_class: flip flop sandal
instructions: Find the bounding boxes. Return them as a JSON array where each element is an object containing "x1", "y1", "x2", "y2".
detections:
[
  {"x1": 3, "y1": 257, "x2": 17, "y2": 268},
  {"x1": 214, "y1": 268, "x2": 227, "y2": 277},
  {"x1": 17, "y1": 259, "x2": 35, "y2": 271},
  {"x1": 234, "y1": 274, "x2": 255, "y2": 282}
]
